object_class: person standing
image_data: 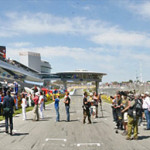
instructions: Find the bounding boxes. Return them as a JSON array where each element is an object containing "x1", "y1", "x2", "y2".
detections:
[
  {"x1": 93, "y1": 92, "x2": 99, "y2": 118},
  {"x1": 53, "y1": 95, "x2": 60, "y2": 122},
  {"x1": 39, "y1": 91, "x2": 44, "y2": 119},
  {"x1": 33, "y1": 93, "x2": 39, "y2": 121},
  {"x1": 64, "y1": 91, "x2": 71, "y2": 122},
  {"x1": 142, "y1": 92, "x2": 150, "y2": 130},
  {"x1": 0, "y1": 93, "x2": 2, "y2": 116},
  {"x1": 14, "y1": 94, "x2": 18, "y2": 110},
  {"x1": 21, "y1": 93, "x2": 27, "y2": 120},
  {"x1": 121, "y1": 93, "x2": 129, "y2": 136},
  {"x1": 83, "y1": 92, "x2": 91, "y2": 124},
  {"x1": 14, "y1": 81, "x2": 18, "y2": 95},
  {"x1": 88, "y1": 93, "x2": 94, "y2": 117},
  {"x1": 126, "y1": 94, "x2": 141, "y2": 140},
  {"x1": 28, "y1": 93, "x2": 32, "y2": 107},
  {"x1": 3, "y1": 90, "x2": 15, "y2": 135},
  {"x1": 43, "y1": 92, "x2": 46, "y2": 110}
]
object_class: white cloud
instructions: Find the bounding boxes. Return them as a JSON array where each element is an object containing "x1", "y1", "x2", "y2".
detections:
[
  {"x1": 5, "y1": 12, "x2": 108, "y2": 35},
  {"x1": 1, "y1": 11, "x2": 150, "y2": 48},
  {"x1": 6, "y1": 45, "x2": 150, "y2": 82},
  {"x1": 8, "y1": 42, "x2": 32, "y2": 47},
  {"x1": 6, "y1": 46, "x2": 115, "y2": 71},
  {"x1": 124, "y1": 1, "x2": 150, "y2": 19},
  {"x1": 91, "y1": 30, "x2": 150, "y2": 47}
]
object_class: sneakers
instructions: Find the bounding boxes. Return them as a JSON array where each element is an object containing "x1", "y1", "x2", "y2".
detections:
[
  {"x1": 5, "y1": 131, "x2": 8, "y2": 134},
  {"x1": 126, "y1": 137, "x2": 132, "y2": 140},
  {"x1": 122, "y1": 131, "x2": 127, "y2": 136},
  {"x1": 10, "y1": 130, "x2": 13, "y2": 136},
  {"x1": 133, "y1": 136, "x2": 138, "y2": 140}
]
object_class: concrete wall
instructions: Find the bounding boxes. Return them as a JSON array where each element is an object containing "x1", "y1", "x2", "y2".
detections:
[{"x1": 28, "y1": 54, "x2": 41, "y2": 73}]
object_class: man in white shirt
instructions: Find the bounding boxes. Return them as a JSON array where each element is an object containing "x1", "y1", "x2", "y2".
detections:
[{"x1": 142, "y1": 92, "x2": 150, "y2": 130}]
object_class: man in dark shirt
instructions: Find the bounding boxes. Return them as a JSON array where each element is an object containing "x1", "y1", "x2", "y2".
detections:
[
  {"x1": 64, "y1": 92, "x2": 71, "y2": 122},
  {"x1": 3, "y1": 90, "x2": 15, "y2": 135},
  {"x1": 83, "y1": 92, "x2": 91, "y2": 124}
]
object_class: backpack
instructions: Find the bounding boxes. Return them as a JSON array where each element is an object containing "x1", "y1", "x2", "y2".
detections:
[
  {"x1": 3, "y1": 107, "x2": 11, "y2": 116},
  {"x1": 128, "y1": 99, "x2": 142, "y2": 118}
]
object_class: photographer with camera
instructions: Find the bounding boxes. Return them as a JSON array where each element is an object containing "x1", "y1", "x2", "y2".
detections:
[
  {"x1": 83, "y1": 92, "x2": 91, "y2": 124},
  {"x1": 126, "y1": 94, "x2": 142, "y2": 140}
]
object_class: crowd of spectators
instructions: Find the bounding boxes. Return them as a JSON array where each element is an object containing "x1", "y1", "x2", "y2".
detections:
[{"x1": 111, "y1": 90, "x2": 150, "y2": 140}]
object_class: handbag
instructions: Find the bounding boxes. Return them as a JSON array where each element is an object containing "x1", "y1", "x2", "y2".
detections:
[{"x1": 3, "y1": 107, "x2": 11, "y2": 115}]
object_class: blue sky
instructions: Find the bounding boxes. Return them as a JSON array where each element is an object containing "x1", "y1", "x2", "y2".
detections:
[{"x1": 0, "y1": 0, "x2": 150, "y2": 82}]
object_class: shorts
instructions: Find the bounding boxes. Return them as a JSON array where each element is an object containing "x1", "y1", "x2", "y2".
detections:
[{"x1": 123, "y1": 112, "x2": 128, "y2": 123}]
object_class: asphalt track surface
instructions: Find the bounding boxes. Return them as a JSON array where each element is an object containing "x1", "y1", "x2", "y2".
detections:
[{"x1": 0, "y1": 89, "x2": 150, "y2": 150}]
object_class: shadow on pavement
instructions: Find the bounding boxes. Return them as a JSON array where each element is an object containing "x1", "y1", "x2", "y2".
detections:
[
  {"x1": 138, "y1": 136, "x2": 150, "y2": 140},
  {"x1": 39, "y1": 119, "x2": 49, "y2": 121},
  {"x1": 13, "y1": 133, "x2": 29, "y2": 136},
  {"x1": 26, "y1": 119, "x2": 33, "y2": 121},
  {"x1": 59, "y1": 119, "x2": 79, "y2": 122},
  {"x1": 70, "y1": 119, "x2": 79, "y2": 122},
  {"x1": 70, "y1": 111, "x2": 76, "y2": 113},
  {"x1": 92, "y1": 121, "x2": 101, "y2": 124},
  {"x1": 98, "y1": 116, "x2": 109, "y2": 118},
  {"x1": 44, "y1": 108, "x2": 52, "y2": 111},
  {"x1": 14, "y1": 116, "x2": 20, "y2": 118},
  {"x1": 44, "y1": 117, "x2": 52, "y2": 120},
  {"x1": 0, "y1": 123, "x2": 5, "y2": 128}
]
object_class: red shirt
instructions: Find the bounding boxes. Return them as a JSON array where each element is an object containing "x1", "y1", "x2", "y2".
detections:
[
  {"x1": 33, "y1": 96, "x2": 39, "y2": 105},
  {"x1": 1, "y1": 96, "x2": 4, "y2": 102}
]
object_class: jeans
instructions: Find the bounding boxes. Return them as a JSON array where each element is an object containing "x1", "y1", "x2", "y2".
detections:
[
  {"x1": 39, "y1": 103, "x2": 44, "y2": 119},
  {"x1": 65, "y1": 106, "x2": 70, "y2": 121},
  {"x1": 112, "y1": 107, "x2": 117, "y2": 122},
  {"x1": 55, "y1": 107, "x2": 60, "y2": 121},
  {"x1": 83, "y1": 108, "x2": 91, "y2": 124},
  {"x1": 144, "y1": 109, "x2": 150, "y2": 129},
  {"x1": 5, "y1": 115, "x2": 13, "y2": 132}
]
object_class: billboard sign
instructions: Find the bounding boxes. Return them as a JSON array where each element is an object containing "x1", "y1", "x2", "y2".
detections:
[{"x1": 0, "y1": 46, "x2": 6, "y2": 59}]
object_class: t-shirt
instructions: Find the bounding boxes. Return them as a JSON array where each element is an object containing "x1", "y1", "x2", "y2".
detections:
[
  {"x1": 93, "y1": 96, "x2": 98, "y2": 106},
  {"x1": 54, "y1": 98, "x2": 59, "y2": 108},
  {"x1": 88, "y1": 97, "x2": 94, "y2": 106},
  {"x1": 33, "y1": 96, "x2": 39, "y2": 105},
  {"x1": 121, "y1": 98, "x2": 129, "y2": 108},
  {"x1": 21, "y1": 98, "x2": 27, "y2": 108},
  {"x1": 83, "y1": 97, "x2": 90, "y2": 109},
  {"x1": 39, "y1": 95, "x2": 44, "y2": 104},
  {"x1": 65, "y1": 96, "x2": 70, "y2": 106}
]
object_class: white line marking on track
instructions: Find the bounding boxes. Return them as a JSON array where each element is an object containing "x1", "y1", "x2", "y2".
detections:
[
  {"x1": 45, "y1": 138, "x2": 67, "y2": 142},
  {"x1": 76, "y1": 143, "x2": 101, "y2": 147}
]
